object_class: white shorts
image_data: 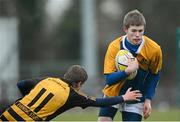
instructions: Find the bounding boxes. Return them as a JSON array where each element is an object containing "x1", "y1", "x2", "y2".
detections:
[
  {"x1": 103, "y1": 95, "x2": 144, "y2": 115},
  {"x1": 112, "y1": 102, "x2": 144, "y2": 116}
]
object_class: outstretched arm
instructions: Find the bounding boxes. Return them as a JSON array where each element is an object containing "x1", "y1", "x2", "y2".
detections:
[
  {"x1": 77, "y1": 88, "x2": 142, "y2": 109},
  {"x1": 95, "y1": 88, "x2": 141, "y2": 107}
]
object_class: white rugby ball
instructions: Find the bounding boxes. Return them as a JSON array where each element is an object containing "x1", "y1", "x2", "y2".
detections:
[{"x1": 115, "y1": 50, "x2": 137, "y2": 80}]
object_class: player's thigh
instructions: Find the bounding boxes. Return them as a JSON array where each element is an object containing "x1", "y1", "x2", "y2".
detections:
[
  {"x1": 98, "y1": 106, "x2": 118, "y2": 120},
  {"x1": 122, "y1": 111, "x2": 142, "y2": 121},
  {"x1": 121, "y1": 103, "x2": 143, "y2": 121}
]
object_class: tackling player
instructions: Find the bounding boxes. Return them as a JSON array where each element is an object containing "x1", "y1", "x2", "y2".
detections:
[{"x1": 0, "y1": 65, "x2": 142, "y2": 121}]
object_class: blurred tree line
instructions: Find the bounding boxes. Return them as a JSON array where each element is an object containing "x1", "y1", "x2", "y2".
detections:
[{"x1": 1, "y1": 0, "x2": 180, "y2": 107}]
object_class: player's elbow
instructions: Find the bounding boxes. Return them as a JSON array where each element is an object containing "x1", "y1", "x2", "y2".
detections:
[
  {"x1": 105, "y1": 75, "x2": 114, "y2": 85},
  {"x1": 17, "y1": 80, "x2": 25, "y2": 89}
]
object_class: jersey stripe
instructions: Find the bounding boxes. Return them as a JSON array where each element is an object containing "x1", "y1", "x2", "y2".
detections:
[
  {"x1": 34, "y1": 92, "x2": 54, "y2": 113},
  {"x1": 0, "y1": 115, "x2": 8, "y2": 121},
  {"x1": 15, "y1": 101, "x2": 43, "y2": 121},
  {"x1": 7, "y1": 107, "x2": 25, "y2": 121},
  {"x1": 27, "y1": 88, "x2": 46, "y2": 107}
]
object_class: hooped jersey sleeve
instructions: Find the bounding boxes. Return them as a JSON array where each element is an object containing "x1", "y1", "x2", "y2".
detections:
[{"x1": 70, "y1": 89, "x2": 124, "y2": 109}]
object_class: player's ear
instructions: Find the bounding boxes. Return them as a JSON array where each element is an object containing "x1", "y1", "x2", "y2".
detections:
[
  {"x1": 78, "y1": 81, "x2": 84, "y2": 87},
  {"x1": 75, "y1": 81, "x2": 83, "y2": 91},
  {"x1": 123, "y1": 27, "x2": 128, "y2": 33}
]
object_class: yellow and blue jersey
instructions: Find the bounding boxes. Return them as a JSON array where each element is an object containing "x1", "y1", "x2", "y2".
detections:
[{"x1": 103, "y1": 35, "x2": 162, "y2": 101}]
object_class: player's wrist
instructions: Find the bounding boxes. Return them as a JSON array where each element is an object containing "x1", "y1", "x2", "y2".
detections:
[
  {"x1": 125, "y1": 68, "x2": 132, "y2": 75},
  {"x1": 122, "y1": 95, "x2": 126, "y2": 101},
  {"x1": 145, "y1": 99, "x2": 151, "y2": 103}
]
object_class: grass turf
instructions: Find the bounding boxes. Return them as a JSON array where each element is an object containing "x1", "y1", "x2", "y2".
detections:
[{"x1": 52, "y1": 108, "x2": 180, "y2": 121}]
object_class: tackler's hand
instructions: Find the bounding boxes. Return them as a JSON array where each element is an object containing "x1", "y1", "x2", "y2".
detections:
[{"x1": 122, "y1": 87, "x2": 142, "y2": 101}]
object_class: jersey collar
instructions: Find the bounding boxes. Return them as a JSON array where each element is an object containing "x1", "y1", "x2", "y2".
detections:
[{"x1": 122, "y1": 35, "x2": 145, "y2": 54}]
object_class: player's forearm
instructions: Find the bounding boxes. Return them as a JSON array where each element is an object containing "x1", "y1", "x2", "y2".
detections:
[
  {"x1": 95, "y1": 96, "x2": 124, "y2": 107},
  {"x1": 105, "y1": 71, "x2": 128, "y2": 85},
  {"x1": 145, "y1": 71, "x2": 160, "y2": 100}
]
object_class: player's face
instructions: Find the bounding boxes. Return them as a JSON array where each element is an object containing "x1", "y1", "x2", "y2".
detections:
[{"x1": 124, "y1": 25, "x2": 145, "y2": 45}]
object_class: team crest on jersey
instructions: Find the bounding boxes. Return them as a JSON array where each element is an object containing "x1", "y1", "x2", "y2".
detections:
[
  {"x1": 137, "y1": 56, "x2": 150, "y2": 70},
  {"x1": 139, "y1": 58, "x2": 149, "y2": 65}
]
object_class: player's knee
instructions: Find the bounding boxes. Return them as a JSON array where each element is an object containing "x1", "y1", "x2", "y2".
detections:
[{"x1": 98, "y1": 116, "x2": 112, "y2": 122}]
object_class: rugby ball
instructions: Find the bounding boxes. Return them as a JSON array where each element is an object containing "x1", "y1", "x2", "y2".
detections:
[{"x1": 115, "y1": 50, "x2": 137, "y2": 80}]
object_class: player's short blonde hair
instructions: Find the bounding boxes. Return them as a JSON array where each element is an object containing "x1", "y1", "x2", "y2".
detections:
[{"x1": 123, "y1": 9, "x2": 146, "y2": 29}]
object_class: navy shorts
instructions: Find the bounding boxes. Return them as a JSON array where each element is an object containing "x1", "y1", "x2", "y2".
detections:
[
  {"x1": 98, "y1": 106, "x2": 117, "y2": 119},
  {"x1": 98, "y1": 106, "x2": 142, "y2": 121}
]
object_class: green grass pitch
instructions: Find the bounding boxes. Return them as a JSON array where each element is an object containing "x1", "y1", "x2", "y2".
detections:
[{"x1": 52, "y1": 108, "x2": 180, "y2": 121}]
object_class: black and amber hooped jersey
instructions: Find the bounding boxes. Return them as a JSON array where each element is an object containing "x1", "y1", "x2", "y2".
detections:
[
  {"x1": 0, "y1": 78, "x2": 99, "y2": 121},
  {"x1": 0, "y1": 77, "x2": 124, "y2": 121},
  {"x1": 0, "y1": 78, "x2": 70, "y2": 121}
]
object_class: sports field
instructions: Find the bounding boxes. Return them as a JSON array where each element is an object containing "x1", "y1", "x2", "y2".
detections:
[{"x1": 52, "y1": 108, "x2": 180, "y2": 121}]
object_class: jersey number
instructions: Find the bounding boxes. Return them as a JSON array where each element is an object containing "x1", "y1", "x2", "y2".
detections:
[{"x1": 27, "y1": 88, "x2": 54, "y2": 112}]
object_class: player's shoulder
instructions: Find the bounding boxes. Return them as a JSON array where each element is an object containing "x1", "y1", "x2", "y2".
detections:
[
  {"x1": 108, "y1": 36, "x2": 123, "y2": 48},
  {"x1": 143, "y1": 35, "x2": 162, "y2": 51},
  {"x1": 143, "y1": 35, "x2": 160, "y2": 46},
  {"x1": 110, "y1": 36, "x2": 123, "y2": 44}
]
